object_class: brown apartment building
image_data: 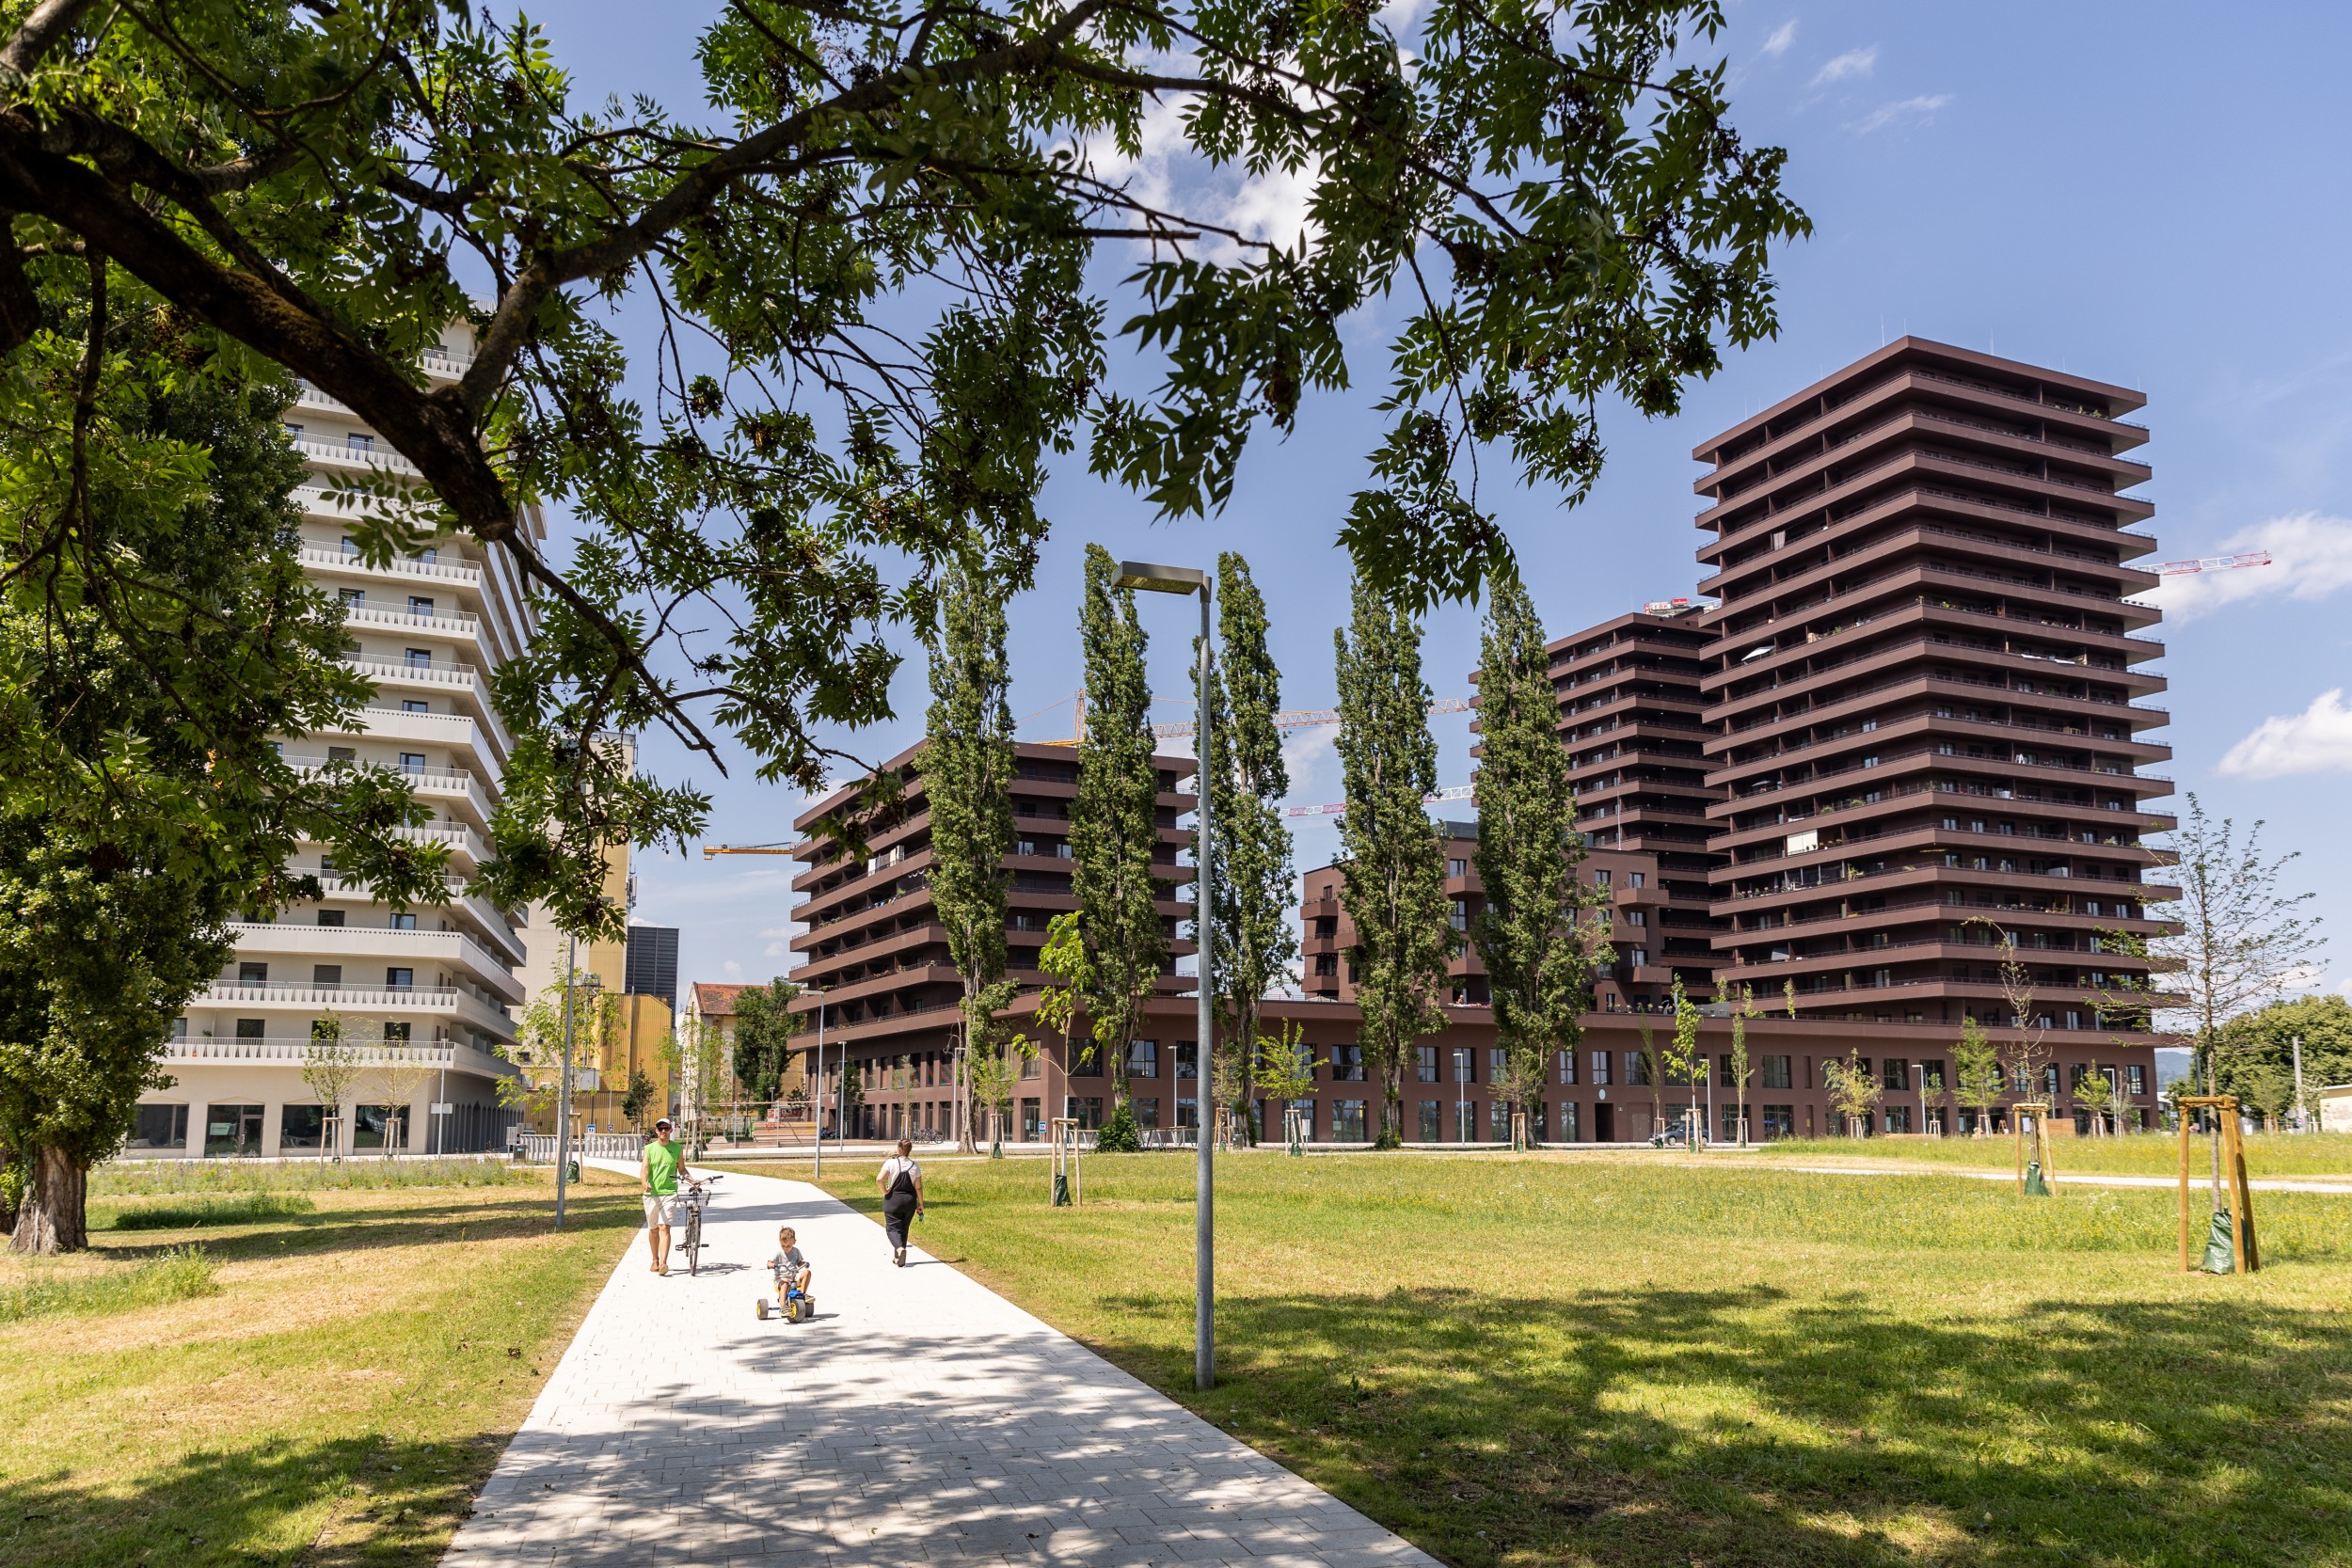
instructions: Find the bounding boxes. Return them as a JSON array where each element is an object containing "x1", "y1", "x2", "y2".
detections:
[
  {"x1": 783, "y1": 740, "x2": 1198, "y2": 1141},
  {"x1": 1690, "y1": 338, "x2": 2174, "y2": 1034},
  {"x1": 778, "y1": 340, "x2": 2171, "y2": 1144}
]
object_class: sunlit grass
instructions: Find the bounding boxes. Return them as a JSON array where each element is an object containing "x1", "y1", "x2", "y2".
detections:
[
  {"x1": 1748, "y1": 1130, "x2": 2352, "y2": 1179},
  {"x1": 0, "y1": 1245, "x2": 219, "y2": 1322},
  {"x1": 91, "y1": 1155, "x2": 517, "y2": 1196},
  {"x1": 804, "y1": 1151, "x2": 2352, "y2": 1568}
]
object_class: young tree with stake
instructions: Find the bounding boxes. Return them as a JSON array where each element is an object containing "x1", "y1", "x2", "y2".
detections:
[
  {"x1": 1335, "y1": 574, "x2": 1454, "y2": 1148},
  {"x1": 1823, "y1": 1050, "x2": 1883, "y2": 1139},
  {"x1": 1953, "y1": 1015, "x2": 2003, "y2": 1136}
]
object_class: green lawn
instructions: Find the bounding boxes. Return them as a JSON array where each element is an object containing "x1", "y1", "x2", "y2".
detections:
[
  {"x1": 0, "y1": 1160, "x2": 637, "y2": 1567},
  {"x1": 809, "y1": 1152, "x2": 2352, "y2": 1568},
  {"x1": 1742, "y1": 1131, "x2": 2352, "y2": 1180}
]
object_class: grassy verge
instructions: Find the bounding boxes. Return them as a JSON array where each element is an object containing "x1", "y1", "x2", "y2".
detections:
[
  {"x1": 0, "y1": 1246, "x2": 220, "y2": 1323},
  {"x1": 815, "y1": 1152, "x2": 2352, "y2": 1568},
  {"x1": 0, "y1": 1162, "x2": 636, "y2": 1567},
  {"x1": 92, "y1": 1155, "x2": 518, "y2": 1196},
  {"x1": 1743, "y1": 1131, "x2": 2352, "y2": 1179},
  {"x1": 103, "y1": 1193, "x2": 317, "y2": 1230}
]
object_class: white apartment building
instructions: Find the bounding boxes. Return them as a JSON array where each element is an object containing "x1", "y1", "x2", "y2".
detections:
[{"x1": 128, "y1": 330, "x2": 534, "y2": 1158}]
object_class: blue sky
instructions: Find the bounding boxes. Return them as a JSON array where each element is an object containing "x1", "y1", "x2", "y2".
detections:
[{"x1": 545, "y1": 2, "x2": 2352, "y2": 995}]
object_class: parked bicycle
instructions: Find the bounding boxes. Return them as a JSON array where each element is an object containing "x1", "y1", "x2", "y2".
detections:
[{"x1": 675, "y1": 1175, "x2": 723, "y2": 1275}]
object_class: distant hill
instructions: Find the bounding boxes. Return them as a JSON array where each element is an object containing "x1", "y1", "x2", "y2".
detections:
[{"x1": 2156, "y1": 1047, "x2": 2193, "y2": 1089}]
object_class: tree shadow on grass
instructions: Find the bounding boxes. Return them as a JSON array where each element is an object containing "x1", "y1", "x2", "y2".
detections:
[
  {"x1": 57, "y1": 1192, "x2": 649, "y2": 1279},
  {"x1": 1087, "y1": 1283, "x2": 2352, "y2": 1568},
  {"x1": 0, "y1": 1429, "x2": 504, "y2": 1568}
]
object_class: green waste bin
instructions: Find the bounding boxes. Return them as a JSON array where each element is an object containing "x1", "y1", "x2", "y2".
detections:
[{"x1": 2023, "y1": 1159, "x2": 2050, "y2": 1196}]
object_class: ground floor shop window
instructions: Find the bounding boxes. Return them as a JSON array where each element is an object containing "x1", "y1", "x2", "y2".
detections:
[
  {"x1": 1454, "y1": 1099, "x2": 1476, "y2": 1143},
  {"x1": 1723, "y1": 1102, "x2": 1743, "y2": 1143},
  {"x1": 130, "y1": 1103, "x2": 188, "y2": 1151},
  {"x1": 351, "y1": 1102, "x2": 395, "y2": 1149},
  {"x1": 1331, "y1": 1100, "x2": 1368, "y2": 1144},
  {"x1": 279, "y1": 1103, "x2": 326, "y2": 1150},
  {"x1": 1176, "y1": 1097, "x2": 1198, "y2": 1130},
  {"x1": 1286, "y1": 1099, "x2": 1314, "y2": 1142},
  {"x1": 1064, "y1": 1096, "x2": 1103, "y2": 1130},
  {"x1": 1488, "y1": 1101, "x2": 1512, "y2": 1142},
  {"x1": 1417, "y1": 1100, "x2": 1440, "y2": 1142},
  {"x1": 204, "y1": 1102, "x2": 264, "y2": 1157},
  {"x1": 1559, "y1": 1101, "x2": 1580, "y2": 1143},
  {"x1": 1760, "y1": 1105, "x2": 1794, "y2": 1139},
  {"x1": 1021, "y1": 1099, "x2": 1041, "y2": 1142},
  {"x1": 1135, "y1": 1096, "x2": 1160, "y2": 1130},
  {"x1": 1884, "y1": 1106, "x2": 1912, "y2": 1134}
]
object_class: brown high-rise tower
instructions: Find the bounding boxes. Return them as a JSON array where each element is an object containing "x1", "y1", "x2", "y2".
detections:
[{"x1": 1691, "y1": 339, "x2": 2175, "y2": 1029}]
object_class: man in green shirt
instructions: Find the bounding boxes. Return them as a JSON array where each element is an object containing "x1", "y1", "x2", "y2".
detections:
[{"x1": 640, "y1": 1117, "x2": 694, "y2": 1275}]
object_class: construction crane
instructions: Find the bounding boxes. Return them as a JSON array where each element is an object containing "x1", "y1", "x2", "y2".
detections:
[
  {"x1": 1285, "y1": 785, "x2": 1473, "y2": 820},
  {"x1": 2153, "y1": 550, "x2": 2271, "y2": 575},
  {"x1": 702, "y1": 842, "x2": 793, "y2": 858},
  {"x1": 1028, "y1": 690, "x2": 1475, "y2": 746}
]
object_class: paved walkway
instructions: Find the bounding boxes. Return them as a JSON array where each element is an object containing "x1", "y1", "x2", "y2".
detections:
[{"x1": 445, "y1": 1164, "x2": 1439, "y2": 1568}]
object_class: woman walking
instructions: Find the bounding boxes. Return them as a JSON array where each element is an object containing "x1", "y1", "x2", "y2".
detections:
[{"x1": 876, "y1": 1137, "x2": 925, "y2": 1267}]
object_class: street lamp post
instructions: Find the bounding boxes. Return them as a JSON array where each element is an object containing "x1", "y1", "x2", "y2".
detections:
[
  {"x1": 1116, "y1": 560, "x2": 1216, "y2": 1392},
  {"x1": 556, "y1": 930, "x2": 577, "y2": 1229}
]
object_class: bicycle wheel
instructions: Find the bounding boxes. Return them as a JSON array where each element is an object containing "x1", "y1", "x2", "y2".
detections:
[{"x1": 684, "y1": 1204, "x2": 702, "y2": 1275}]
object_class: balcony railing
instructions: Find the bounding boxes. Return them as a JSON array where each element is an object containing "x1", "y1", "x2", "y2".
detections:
[{"x1": 298, "y1": 543, "x2": 483, "y2": 585}]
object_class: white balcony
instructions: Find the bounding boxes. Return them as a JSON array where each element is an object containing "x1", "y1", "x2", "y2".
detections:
[
  {"x1": 225, "y1": 921, "x2": 524, "y2": 1003},
  {"x1": 307, "y1": 875, "x2": 528, "y2": 966},
  {"x1": 294, "y1": 434, "x2": 420, "y2": 477},
  {"x1": 194, "y1": 980, "x2": 516, "y2": 1039},
  {"x1": 341, "y1": 657, "x2": 514, "y2": 756},
  {"x1": 314, "y1": 705, "x2": 505, "y2": 774},
  {"x1": 287, "y1": 760, "x2": 498, "y2": 826},
  {"x1": 342, "y1": 601, "x2": 482, "y2": 644},
  {"x1": 161, "y1": 1036, "x2": 516, "y2": 1082},
  {"x1": 298, "y1": 540, "x2": 483, "y2": 588}
]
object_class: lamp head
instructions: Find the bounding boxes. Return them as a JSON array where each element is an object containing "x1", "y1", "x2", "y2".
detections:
[{"x1": 1114, "y1": 560, "x2": 1208, "y2": 596}]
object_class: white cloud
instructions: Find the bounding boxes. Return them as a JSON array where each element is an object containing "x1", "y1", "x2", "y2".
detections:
[
  {"x1": 760, "y1": 924, "x2": 796, "y2": 960},
  {"x1": 1282, "y1": 724, "x2": 1339, "y2": 803},
  {"x1": 2219, "y1": 689, "x2": 2352, "y2": 780},
  {"x1": 1851, "y1": 93, "x2": 1953, "y2": 134},
  {"x1": 722, "y1": 958, "x2": 743, "y2": 978},
  {"x1": 1810, "y1": 45, "x2": 1877, "y2": 87},
  {"x1": 2150, "y1": 512, "x2": 2352, "y2": 622},
  {"x1": 1761, "y1": 21, "x2": 1798, "y2": 58},
  {"x1": 1074, "y1": 67, "x2": 1324, "y2": 262}
]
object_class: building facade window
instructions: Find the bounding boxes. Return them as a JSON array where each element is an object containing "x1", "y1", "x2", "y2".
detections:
[
  {"x1": 1416, "y1": 1046, "x2": 1438, "y2": 1084},
  {"x1": 1417, "y1": 1101, "x2": 1441, "y2": 1141},
  {"x1": 1331, "y1": 1101, "x2": 1369, "y2": 1144}
]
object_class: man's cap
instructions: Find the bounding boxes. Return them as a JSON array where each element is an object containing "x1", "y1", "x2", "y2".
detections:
[{"x1": 655, "y1": 1117, "x2": 674, "y2": 1129}]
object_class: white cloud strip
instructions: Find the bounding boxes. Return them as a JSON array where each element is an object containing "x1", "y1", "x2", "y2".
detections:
[
  {"x1": 2219, "y1": 689, "x2": 2352, "y2": 780},
  {"x1": 1810, "y1": 45, "x2": 1877, "y2": 87},
  {"x1": 1761, "y1": 21, "x2": 1797, "y2": 58},
  {"x1": 1851, "y1": 94, "x2": 1953, "y2": 134}
]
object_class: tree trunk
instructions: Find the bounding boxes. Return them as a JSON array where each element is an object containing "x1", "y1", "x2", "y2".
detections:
[{"x1": 9, "y1": 1145, "x2": 88, "y2": 1254}]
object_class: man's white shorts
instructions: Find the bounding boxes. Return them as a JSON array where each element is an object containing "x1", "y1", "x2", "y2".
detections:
[{"x1": 643, "y1": 1193, "x2": 675, "y2": 1228}]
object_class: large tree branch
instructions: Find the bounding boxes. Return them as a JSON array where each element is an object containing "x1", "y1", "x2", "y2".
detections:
[{"x1": 0, "y1": 0, "x2": 102, "y2": 81}]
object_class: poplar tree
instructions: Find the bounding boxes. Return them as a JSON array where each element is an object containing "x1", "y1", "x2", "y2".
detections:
[
  {"x1": 1471, "y1": 576, "x2": 1597, "y2": 1145},
  {"x1": 1202, "y1": 553, "x2": 1295, "y2": 1144},
  {"x1": 1072, "y1": 546, "x2": 1167, "y2": 1142},
  {"x1": 922, "y1": 564, "x2": 1017, "y2": 1151},
  {"x1": 1335, "y1": 574, "x2": 1454, "y2": 1148}
]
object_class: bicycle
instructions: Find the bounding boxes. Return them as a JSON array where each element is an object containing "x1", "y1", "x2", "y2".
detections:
[{"x1": 675, "y1": 1176, "x2": 723, "y2": 1275}]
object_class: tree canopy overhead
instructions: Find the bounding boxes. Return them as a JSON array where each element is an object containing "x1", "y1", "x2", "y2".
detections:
[{"x1": 0, "y1": 0, "x2": 1804, "y2": 911}]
